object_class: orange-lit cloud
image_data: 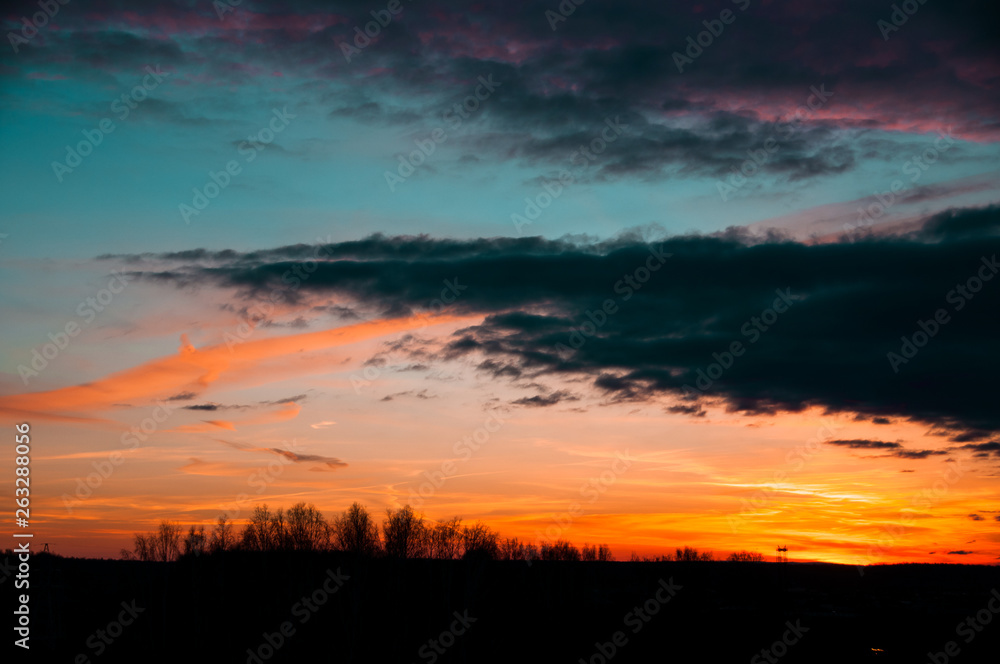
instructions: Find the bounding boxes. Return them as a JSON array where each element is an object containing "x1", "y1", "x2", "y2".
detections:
[{"x1": 0, "y1": 313, "x2": 473, "y2": 423}]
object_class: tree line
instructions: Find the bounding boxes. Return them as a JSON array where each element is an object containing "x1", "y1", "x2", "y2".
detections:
[
  {"x1": 123, "y1": 502, "x2": 615, "y2": 563},
  {"x1": 124, "y1": 502, "x2": 766, "y2": 564}
]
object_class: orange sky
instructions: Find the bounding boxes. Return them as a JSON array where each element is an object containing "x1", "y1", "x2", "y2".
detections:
[{"x1": 2, "y1": 302, "x2": 997, "y2": 565}]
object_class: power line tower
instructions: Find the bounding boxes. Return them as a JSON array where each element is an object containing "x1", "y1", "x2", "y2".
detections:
[
  {"x1": 776, "y1": 545, "x2": 788, "y2": 563},
  {"x1": 42, "y1": 543, "x2": 50, "y2": 553}
]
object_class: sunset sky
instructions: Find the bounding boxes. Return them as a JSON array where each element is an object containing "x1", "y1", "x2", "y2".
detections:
[{"x1": 1, "y1": 0, "x2": 998, "y2": 565}]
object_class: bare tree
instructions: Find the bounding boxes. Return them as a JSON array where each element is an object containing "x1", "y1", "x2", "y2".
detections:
[
  {"x1": 727, "y1": 550, "x2": 765, "y2": 562},
  {"x1": 429, "y1": 517, "x2": 463, "y2": 559},
  {"x1": 286, "y1": 502, "x2": 328, "y2": 551},
  {"x1": 131, "y1": 533, "x2": 153, "y2": 561},
  {"x1": 333, "y1": 502, "x2": 381, "y2": 556},
  {"x1": 383, "y1": 505, "x2": 427, "y2": 559},
  {"x1": 499, "y1": 537, "x2": 530, "y2": 561},
  {"x1": 242, "y1": 505, "x2": 274, "y2": 552},
  {"x1": 210, "y1": 515, "x2": 234, "y2": 553},
  {"x1": 462, "y1": 521, "x2": 499, "y2": 560},
  {"x1": 670, "y1": 546, "x2": 713, "y2": 562},
  {"x1": 182, "y1": 525, "x2": 207, "y2": 556},
  {"x1": 152, "y1": 521, "x2": 181, "y2": 562},
  {"x1": 540, "y1": 539, "x2": 580, "y2": 561},
  {"x1": 270, "y1": 507, "x2": 289, "y2": 551}
]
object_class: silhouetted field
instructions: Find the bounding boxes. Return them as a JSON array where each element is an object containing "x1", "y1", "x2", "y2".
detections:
[{"x1": 11, "y1": 552, "x2": 1000, "y2": 663}]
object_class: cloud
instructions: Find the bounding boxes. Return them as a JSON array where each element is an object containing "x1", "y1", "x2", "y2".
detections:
[
  {"x1": 0, "y1": 314, "x2": 467, "y2": 423},
  {"x1": 310, "y1": 421, "x2": 337, "y2": 429},
  {"x1": 173, "y1": 420, "x2": 237, "y2": 433},
  {"x1": 381, "y1": 389, "x2": 435, "y2": 402},
  {"x1": 957, "y1": 441, "x2": 1000, "y2": 458},
  {"x1": 827, "y1": 439, "x2": 947, "y2": 460},
  {"x1": 827, "y1": 440, "x2": 901, "y2": 450},
  {"x1": 947, "y1": 550, "x2": 973, "y2": 555},
  {"x1": 216, "y1": 438, "x2": 347, "y2": 470},
  {"x1": 268, "y1": 448, "x2": 347, "y2": 470},
  {"x1": 7, "y1": 0, "x2": 998, "y2": 193},
  {"x1": 891, "y1": 449, "x2": 949, "y2": 460},
  {"x1": 104, "y1": 206, "x2": 1000, "y2": 442},
  {"x1": 511, "y1": 390, "x2": 579, "y2": 408}
]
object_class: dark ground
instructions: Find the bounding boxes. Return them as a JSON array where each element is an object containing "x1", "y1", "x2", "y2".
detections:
[{"x1": 9, "y1": 552, "x2": 1000, "y2": 663}]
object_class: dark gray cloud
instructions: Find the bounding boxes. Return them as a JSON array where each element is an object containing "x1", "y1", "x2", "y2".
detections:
[
  {"x1": 958, "y1": 441, "x2": 1000, "y2": 458},
  {"x1": 4, "y1": 0, "x2": 998, "y2": 182},
  {"x1": 826, "y1": 439, "x2": 946, "y2": 460},
  {"x1": 827, "y1": 440, "x2": 901, "y2": 450},
  {"x1": 183, "y1": 403, "x2": 224, "y2": 411},
  {"x1": 511, "y1": 390, "x2": 579, "y2": 408},
  {"x1": 113, "y1": 205, "x2": 1000, "y2": 440}
]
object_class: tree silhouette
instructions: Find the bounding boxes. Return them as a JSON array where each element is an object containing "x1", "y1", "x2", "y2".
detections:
[
  {"x1": 541, "y1": 539, "x2": 580, "y2": 561},
  {"x1": 461, "y1": 521, "x2": 499, "y2": 560},
  {"x1": 124, "y1": 502, "x2": 619, "y2": 563},
  {"x1": 498, "y1": 537, "x2": 537, "y2": 561},
  {"x1": 286, "y1": 502, "x2": 328, "y2": 551},
  {"x1": 383, "y1": 505, "x2": 427, "y2": 559},
  {"x1": 333, "y1": 502, "x2": 381, "y2": 556},
  {"x1": 670, "y1": 546, "x2": 713, "y2": 562},
  {"x1": 581, "y1": 544, "x2": 615, "y2": 561},
  {"x1": 241, "y1": 504, "x2": 275, "y2": 552},
  {"x1": 726, "y1": 550, "x2": 765, "y2": 562},
  {"x1": 182, "y1": 525, "x2": 206, "y2": 556},
  {"x1": 128, "y1": 521, "x2": 181, "y2": 562},
  {"x1": 210, "y1": 515, "x2": 234, "y2": 553},
  {"x1": 429, "y1": 517, "x2": 464, "y2": 559}
]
